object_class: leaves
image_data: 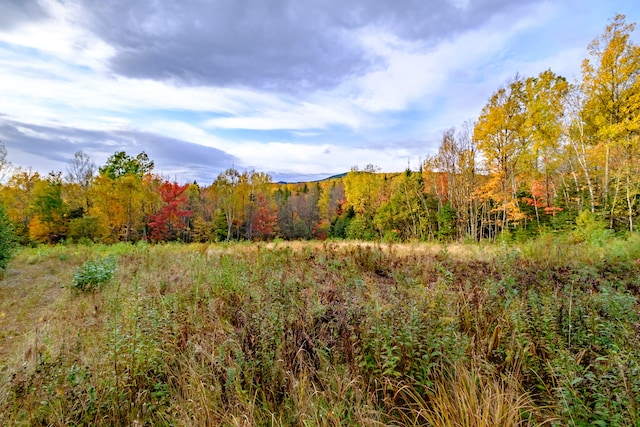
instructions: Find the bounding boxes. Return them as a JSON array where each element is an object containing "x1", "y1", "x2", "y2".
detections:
[
  {"x1": 71, "y1": 257, "x2": 117, "y2": 292},
  {"x1": 99, "y1": 151, "x2": 154, "y2": 180},
  {"x1": 148, "y1": 181, "x2": 192, "y2": 242}
]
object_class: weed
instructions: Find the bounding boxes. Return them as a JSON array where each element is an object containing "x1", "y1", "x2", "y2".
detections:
[{"x1": 70, "y1": 256, "x2": 117, "y2": 292}]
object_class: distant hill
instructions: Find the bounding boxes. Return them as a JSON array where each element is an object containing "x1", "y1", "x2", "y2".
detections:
[{"x1": 276, "y1": 172, "x2": 347, "y2": 185}]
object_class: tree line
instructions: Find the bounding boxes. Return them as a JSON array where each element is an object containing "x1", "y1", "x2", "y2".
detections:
[{"x1": 0, "y1": 14, "x2": 638, "y2": 245}]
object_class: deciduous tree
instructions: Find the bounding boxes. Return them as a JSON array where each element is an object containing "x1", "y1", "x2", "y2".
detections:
[
  {"x1": 582, "y1": 14, "x2": 640, "y2": 229},
  {"x1": 148, "y1": 181, "x2": 192, "y2": 242}
]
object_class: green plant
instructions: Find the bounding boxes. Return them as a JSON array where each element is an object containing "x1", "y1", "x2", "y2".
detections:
[
  {"x1": 571, "y1": 210, "x2": 612, "y2": 245},
  {"x1": 71, "y1": 256, "x2": 117, "y2": 292},
  {"x1": 0, "y1": 203, "x2": 15, "y2": 272}
]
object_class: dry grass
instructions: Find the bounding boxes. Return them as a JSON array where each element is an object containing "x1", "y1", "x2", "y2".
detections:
[
  {"x1": 396, "y1": 360, "x2": 555, "y2": 427},
  {"x1": 0, "y1": 248, "x2": 78, "y2": 367},
  {"x1": 1, "y1": 237, "x2": 639, "y2": 425}
]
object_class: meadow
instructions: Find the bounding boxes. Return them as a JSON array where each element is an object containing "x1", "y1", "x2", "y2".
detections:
[{"x1": 1, "y1": 236, "x2": 640, "y2": 426}]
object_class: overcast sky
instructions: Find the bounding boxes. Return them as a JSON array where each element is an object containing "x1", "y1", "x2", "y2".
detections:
[{"x1": 1, "y1": 0, "x2": 638, "y2": 183}]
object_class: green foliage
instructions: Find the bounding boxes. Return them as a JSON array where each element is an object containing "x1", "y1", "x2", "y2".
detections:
[
  {"x1": 67, "y1": 216, "x2": 100, "y2": 243},
  {"x1": 99, "y1": 151, "x2": 154, "y2": 179},
  {"x1": 0, "y1": 203, "x2": 15, "y2": 271},
  {"x1": 346, "y1": 215, "x2": 376, "y2": 240},
  {"x1": 572, "y1": 210, "x2": 613, "y2": 244},
  {"x1": 71, "y1": 256, "x2": 117, "y2": 292},
  {"x1": 330, "y1": 206, "x2": 354, "y2": 238},
  {"x1": 436, "y1": 202, "x2": 457, "y2": 241}
]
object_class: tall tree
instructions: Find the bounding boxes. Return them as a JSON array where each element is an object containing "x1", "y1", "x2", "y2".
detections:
[
  {"x1": 582, "y1": 14, "x2": 640, "y2": 230},
  {"x1": 563, "y1": 84, "x2": 598, "y2": 213},
  {"x1": 99, "y1": 151, "x2": 154, "y2": 180},
  {"x1": 148, "y1": 181, "x2": 192, "y2": 242},
  {"x1": 211, "y1": 168, "x2": 242, "y2": 241},
  {"x1": 91, "y1": 151, "x2": 156, "y2": 242},
  {"x1": 65, "y1": 150, "x2": 96, "y2": 214},
  {"x1": 424, "y1": 123, "x2": 480, "y2": 239},
  {"x1": 474, "y1": 76, "x2": 529, "y2": 233},
  {"x1": 242, "y1": 171, "x2": 273, "y2": 240},
  {"x1": 524, "y1": 70, "x2": 569, "y2": 202},
  {"x1": 28, "y1": 172, "x2": 68, "y2": 243}
]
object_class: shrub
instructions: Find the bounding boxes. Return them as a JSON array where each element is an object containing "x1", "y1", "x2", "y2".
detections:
[
  {"x1": 71, "y1": 256, "x2": 117, "y2": 292},
  {"x1": 67, "y1": 216, "x2": 101, "y2": 243},
  {"x1": 571, "y1": 210, "x2": 612, "y2": 244},
  {"x1": 346, "y1": 215, "x2": 376, "y2": 240}
]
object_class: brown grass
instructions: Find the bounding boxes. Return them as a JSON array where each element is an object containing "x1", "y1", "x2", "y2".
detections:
[{"x1": 1, "y1": 238, "x2": 639, "y2": 425}]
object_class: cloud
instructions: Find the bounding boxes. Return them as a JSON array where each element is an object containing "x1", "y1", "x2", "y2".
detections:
[
  {"x1": 0, "y1": 120, "x2": 238, "y2": 184},
  {"x1": 224, "y1": 140, "x2": 419, "y2": 178},
  {"x1": 74, "y1": 0, "x2": 543, "y2": 92},
  {"x1": 204, "y1": 101, "x2": 361, "y2": 131},
  {"x1": 0, "y1": 0, "x2": 47, "y2": 30}
]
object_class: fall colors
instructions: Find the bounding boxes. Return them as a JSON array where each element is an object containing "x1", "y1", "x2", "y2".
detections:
[
  {"x1": 3, "y1": 13, "x2": 640, "y2": 427},
  {"x1": 0, "y1": 14, "x2": 638, "y2": 245}
]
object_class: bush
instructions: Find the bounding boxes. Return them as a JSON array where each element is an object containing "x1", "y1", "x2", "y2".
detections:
[
  {"x1": 346, "y1": 215, "x2": 376, "y2": 240},
  {"x1": 67, "y1": 216, "x2": 101, "y2": 243},
  {"x1": 571, "y1": 210, "x2": 612, "y2": 244},
  {"x1": 71, "y1": 257, "x2": 117, "y2": 292}
]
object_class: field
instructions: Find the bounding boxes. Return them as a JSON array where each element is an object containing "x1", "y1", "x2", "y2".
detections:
[{"x1": 1, "y1": 237, "x2": 640, "y2": 426}]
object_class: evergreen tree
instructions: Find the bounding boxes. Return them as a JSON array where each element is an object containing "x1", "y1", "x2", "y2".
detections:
[{"x1": 0, "y1": 203, "x2": 15, "y2": 272}]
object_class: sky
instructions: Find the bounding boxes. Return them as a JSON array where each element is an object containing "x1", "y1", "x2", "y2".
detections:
[{"x1": 0, "y1": 0, "x2": 639, "y2": 184}]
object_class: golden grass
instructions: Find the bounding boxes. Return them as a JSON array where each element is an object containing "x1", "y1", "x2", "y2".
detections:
[{"x1": 396, "y1": 360, "x2": 555, "y2": 427}]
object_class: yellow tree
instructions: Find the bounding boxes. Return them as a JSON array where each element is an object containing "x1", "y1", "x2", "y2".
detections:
[
  {"x1": 522, "y1": 70, "x2": 569, "y2": 224},
  {"x1": 582, "y1": 14, "x2": 640, "y2": 230},
  {"x1": 0, "y1": 169, "x2": 41, "y2": 242},
  {"x1": 343, "y1": 165, "x2": 387, "y2": 239},
  {"x1": 343, "y1": 164, "x2": 385, "y2": 217},
  {"x1": 90, "y1": 151, "x2": 156, "y2": 242},
  {"x1": 28, "y1": 172, "x2": 68, "y2": 243},
  {"x1": 474, "y1": 76, "x2": 529, "y2": 232},
  {"x1": 210, "y1": 168, "x2": 243, "y2": 241}
]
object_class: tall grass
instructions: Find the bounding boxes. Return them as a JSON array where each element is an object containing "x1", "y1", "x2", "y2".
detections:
[
  {"x1": 395, "y1": 360, "x2": 545, "y2": 427},
  {"x1": 1, "y1": 236, "x2": 639, "y2": 425}
]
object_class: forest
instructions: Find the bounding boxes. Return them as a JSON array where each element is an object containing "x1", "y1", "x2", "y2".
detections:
[{"x1": 0, "y1": 14, "x2": 638, "y2": 246}]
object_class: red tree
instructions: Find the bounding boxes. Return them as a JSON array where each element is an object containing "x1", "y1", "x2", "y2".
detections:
[
  {"x1": 149, "y1": 181, "x2": 192, "y2": 241},
  {"x1": 251, "y1": 193, "x2": 278, "y2": 240}
]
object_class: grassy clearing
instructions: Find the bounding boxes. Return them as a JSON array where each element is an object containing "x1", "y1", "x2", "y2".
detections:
[{"x1": 1, "y1": 236, "x2": 639, "y2": 426}]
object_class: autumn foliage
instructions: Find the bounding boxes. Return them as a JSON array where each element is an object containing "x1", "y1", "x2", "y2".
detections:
[
  {"x1": 148, "y1": 181, "x2": 193, "y2": 242},
  {"x1": 0, "y1": 15, "x2": 639, "y2": 244}
]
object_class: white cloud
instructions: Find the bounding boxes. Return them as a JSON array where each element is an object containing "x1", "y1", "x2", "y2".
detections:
[
  {"x1": 226, "y1": 140, "x2": 418, "y2": 175},
  {"x1": 141, "y1": 120, "x2": 229, "y2": 151},
  {"x1": 204, "y1": 101, "x2": 361, "y2": 131},
  {"x1": 0, "y1": 0, "x2": 114, "y2": 70},
  {"x1": 344, "y1": 4, "x2": 553, "y2": 115}
]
